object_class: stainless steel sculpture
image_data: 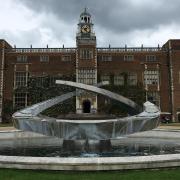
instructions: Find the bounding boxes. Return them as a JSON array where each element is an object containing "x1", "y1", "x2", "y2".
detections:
[
  {"x1": 12, "y1": 80, "x2": 160, "y2": 140},
  {"x1": 56, "y1": 80, "x2": 141, "y2": 114}
]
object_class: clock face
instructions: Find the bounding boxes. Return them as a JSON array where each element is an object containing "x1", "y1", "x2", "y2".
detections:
[{"x1": 81, "y1": 25, "x2": 90, "y2": 33}]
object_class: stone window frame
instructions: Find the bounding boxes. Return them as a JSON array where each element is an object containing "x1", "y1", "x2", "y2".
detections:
[
  {"x1": 146, "y1": 55, "x2": 156, "y2": 62},
  {"x1": 15, "y1": 71, "x2": 28, "y2": 88},
  {"x1": 80, "y1": 48, "x2": 93, "y2": 60},
  {"x1": 127, "y1": 72, "x2": 137, "y2": 86},
  {"x1": 62, "y1": 55, "x2": 71, "y2": 62},
  {"x1": 78, "y1": 69, "x2": 96, "y2": 85},
  {"x1": 144, "y1": 70, "x2": 159, "y2": 85},
  {"x1": 114, "y1": 74, "x2": 124, "y2": 85},
  {"x1": 17, "y1": 55, "x2": 27, "y2": 63},
  {"x1": 40, "y1": 55, "x2": 49, "y2": 62},
  {"x1": 101, "y1": 55, "x2": 112, "y2": 61},
  {"x1": 100, "y1": 74, "x2": 110, "y2": 83},
  {"x1": 124, "y1": 55, "x2": 134, "y2": 61},
  {"x1": 14, "y1": 92, "x2": 27, "y2": 108}
]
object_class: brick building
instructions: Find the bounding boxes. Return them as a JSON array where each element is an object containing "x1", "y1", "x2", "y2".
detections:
[{"x1": 0, "y1": 9, "x2": 180, "y2": 122}]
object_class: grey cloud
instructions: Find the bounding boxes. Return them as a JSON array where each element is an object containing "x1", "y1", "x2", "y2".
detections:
[
  {"x1": 0, "y1": 29, "x2": 41, "y2": 47},
  {"x1": 2, "y1": 0, "x2": 179, "y2": 47},
  {"x1": 17, "y1": 0, "x2": 180, "y2": 33}
]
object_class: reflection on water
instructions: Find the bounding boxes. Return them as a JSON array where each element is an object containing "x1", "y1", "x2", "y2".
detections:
[{"x1": 0, "y1": 142, "x2": 180, "y2": 157}]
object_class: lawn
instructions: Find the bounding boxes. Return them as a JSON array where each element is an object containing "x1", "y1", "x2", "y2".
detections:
[
  {"x1": 0, "y1": 168, "x2": 180, "y2": 180},
  {"x1": 0, "y1": 123, "x2": 13, "y2": 127}
]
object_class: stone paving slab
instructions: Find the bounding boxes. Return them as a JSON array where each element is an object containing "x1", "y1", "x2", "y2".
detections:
[
  {"x1": 0, "y1": 127, "x2": 16, "y2": 131},
  {"x1": 127, "y1": 129, "x2": 180, "y2": 139},
  {"x1": 158, "y1": 125, "x2": 180, "y2": 130}
]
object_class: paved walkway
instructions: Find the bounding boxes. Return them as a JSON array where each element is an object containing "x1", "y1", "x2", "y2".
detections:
[
  {"x1": 0, "y1": 126, "x2": 16, "y2": 131},
  {"x1": 158, "y1": 125, "x2": 180, "y2": 130}
]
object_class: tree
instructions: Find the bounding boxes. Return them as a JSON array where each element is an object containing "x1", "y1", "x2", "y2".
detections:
[
  {"x1": 14, "y1": 74, "x2": 76, "y2": 117},
  {"x1": 98, "y1": 72, "x2": 146, "y2": 116}
]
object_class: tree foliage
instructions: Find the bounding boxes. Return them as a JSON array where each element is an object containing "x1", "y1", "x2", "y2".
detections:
[
  {"x1": 97, "y1": 73, "x2": 146, "y2": 116},
  {"x1": 12, "y1": 72, "x2": 146, "y2": 117}
]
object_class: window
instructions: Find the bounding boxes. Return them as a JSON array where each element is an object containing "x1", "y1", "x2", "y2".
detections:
[
  {"x1": 40, "y1": 55, "x2": 49, "y2": 62},
  {"x1": 15, "y1": 72, "x2": 28, "y2": 87},
  {"x1": 124, "y1": 55, "x2": 134, "y2": 61},
  {"x1": 100, "y1": 75, "x2": 110, "y2": 83},
  {"x1": 146, "y1": 55, "x2": 156, "y2": 62},
  {"x1": 78, "y1": 69, "x2": 96, "y2": 85},
  {"x1": 144, "y1": 70, "x2": 159, "y2": 85},
  {"x1": 147, "y1": 91, "x2": 160, "y2": 106},
  {"x1": 17, "y1": 56, "x2": 27, "y2": 63},
  {"x1": 114, "y1": 75, "x2": 124, "y2": 85},
  {"x1": 80, "y1": 49, "x2": 93, "y2": 59},
  {"x1": 14, "y1": 93, "x2": 26, "y2": 108},
  {"x1": 62, "y1": 55, "x2": 71, "y2": 62},
  {"x1": 127, "y1": 72, "x2": 137, "y2": 85},
  {"x1": 101, "y1": 55, "x2": 112, "y2": 61}
]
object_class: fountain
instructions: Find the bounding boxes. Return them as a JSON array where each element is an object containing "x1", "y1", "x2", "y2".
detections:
[
  {"x1": 12, "y1": 80, "x2": 160, "y2": 140},
  {"x1": 1, "y1": 80, "x2": 180, "y2": 171}
]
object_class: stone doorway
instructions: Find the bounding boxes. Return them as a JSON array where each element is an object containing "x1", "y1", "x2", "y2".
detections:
[{"x1": 83, "y1": 99, "x2": 91, "y2": 113}]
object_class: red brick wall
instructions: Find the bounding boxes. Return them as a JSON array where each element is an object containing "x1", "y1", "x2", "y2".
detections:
[
  {"x1": 3, "y1": 51, "x2": 76, "y2": 102},
  {"x1": 1, "y1": 39, "x2": 179, "y2": 121}
]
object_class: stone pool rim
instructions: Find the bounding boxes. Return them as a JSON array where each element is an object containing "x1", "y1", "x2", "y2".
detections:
[{"x1": 0, "y1": 154, "x2": 180, "y2": 171}]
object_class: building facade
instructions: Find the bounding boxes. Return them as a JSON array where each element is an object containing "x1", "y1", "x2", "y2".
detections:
[{"x1": 0, "y1": 9, "x2": 180, "y2": 122}]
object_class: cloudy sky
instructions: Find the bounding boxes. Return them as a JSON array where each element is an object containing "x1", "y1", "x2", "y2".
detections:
[{"x1": 0, "y1": 0, "x2": 180, "y2": 48}]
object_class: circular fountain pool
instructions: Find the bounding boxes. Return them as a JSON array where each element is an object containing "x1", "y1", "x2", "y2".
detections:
[
  {"x1": 7, "y1": 80, "x2": 173, "y2": 171},
  {"x1": 0, "y1": 130, "x2": 180, "y2": 171},
  {"x1": 0, "y1": 141, "x2": 179, "y2": 157}
]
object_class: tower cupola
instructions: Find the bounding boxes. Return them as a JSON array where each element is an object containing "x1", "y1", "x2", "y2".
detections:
[
  {"x1": 79, "y1": 8, "x2": 92, "y2": 24},
  {"x1": 77, "y1": 8, "x2": 95, "y2": 40}
]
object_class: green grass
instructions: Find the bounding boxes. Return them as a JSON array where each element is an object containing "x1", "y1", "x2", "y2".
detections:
[
  {"x1": 0, "y1": 123, "x2": 13, "y2": 127},
  {"x1": 0, "y1": 168, "x2": 180, "y2": 180},
  {"x1": 166, "y1": 123, "x2": 180, "y2": 126}
]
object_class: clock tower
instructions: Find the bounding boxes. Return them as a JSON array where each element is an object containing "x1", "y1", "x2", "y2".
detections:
[{"x1": 76, "y1": 8, "x2": 97, "y2": 114}]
